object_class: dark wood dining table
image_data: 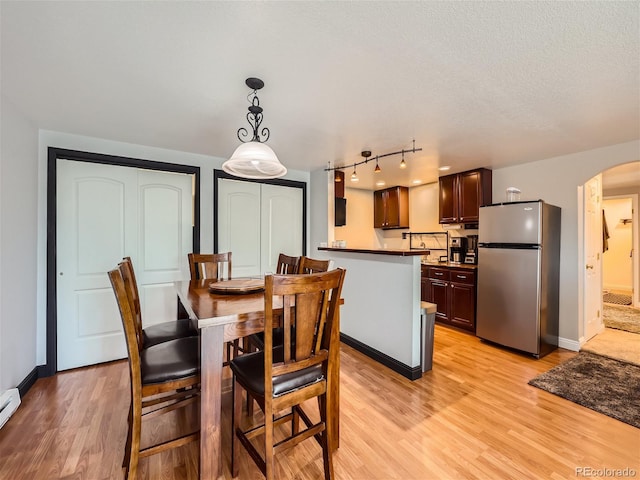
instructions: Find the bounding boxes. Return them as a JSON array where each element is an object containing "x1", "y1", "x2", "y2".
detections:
[{"x1": 174, "y1": 278, "x2": 342, "y2": 480}]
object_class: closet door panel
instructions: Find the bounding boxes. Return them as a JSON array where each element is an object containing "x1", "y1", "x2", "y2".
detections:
[
  {"x1": 218, "y1": 179, "x2": 262, "y2": 276},
  {"x1": 260, "y1": 184, "x2": 303, "y2": 274}
]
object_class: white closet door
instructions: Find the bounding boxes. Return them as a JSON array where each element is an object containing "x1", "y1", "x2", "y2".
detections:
[
  {"x1": 218, "y1": 179, "x2": 262, "y2": 277},
  {"x1": 57, "y1": 161, "x2": 193, "y2": 371},
  {"x1": 217, "y1": 179, "x2": 303, "y2": 276},
  {"x1": 57, "y1": 160, "x2": 136, "y2": 370},
  {"x1": 260, "y1": 184, "x2": 303, "y2": 274},
  {"x1": 134, "y1": 169, "x2": 193, "y2": 328}
]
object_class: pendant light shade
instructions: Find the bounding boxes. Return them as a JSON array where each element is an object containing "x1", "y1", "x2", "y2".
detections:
[
  {"x1": 223, "y1": 141, "x2": 286, "y2": 179},
  {"x1": 224, "y1": 77, "x2": 286, "y2": 179}
]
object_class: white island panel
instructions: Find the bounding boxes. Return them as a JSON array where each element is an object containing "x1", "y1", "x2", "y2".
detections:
[{"x1": 324, "y1": 250, "x2": 423, "y2": 370}]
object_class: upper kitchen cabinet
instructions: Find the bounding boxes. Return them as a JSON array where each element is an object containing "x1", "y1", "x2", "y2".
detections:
[
  {"x1": 439, "y1": 168, "x2": 492, "y2": 224},
  {"x1": 374, "y1": 186, "x2": 409, "y2": 229}
]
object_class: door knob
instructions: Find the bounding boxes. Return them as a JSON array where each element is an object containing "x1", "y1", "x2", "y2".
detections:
[{"x1": 586, "y1": 264, "x2": 594, "y2": 270}]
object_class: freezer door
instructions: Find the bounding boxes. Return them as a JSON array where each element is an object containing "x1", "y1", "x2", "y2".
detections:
[
  {"x1": 476, "y1": 247, "x2": 541, "y2": 354},
  {"x1": 478, "y1": 201, "x2": 542, "y2": 245}
]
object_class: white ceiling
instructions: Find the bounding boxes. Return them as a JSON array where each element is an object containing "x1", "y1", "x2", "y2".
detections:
[{"x1": 2, "y1": 1, "x2": 639, "y2": 190}]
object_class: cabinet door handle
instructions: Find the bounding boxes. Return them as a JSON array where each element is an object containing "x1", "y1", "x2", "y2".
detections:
[
  {"x1": 456, "y1": 275, "x2": 467, "y2": 279},
  {"x1": 433, "y1": 282, "x2": 447, "y2": 287},
  {"x1": 434, "y1": 272, "x2": 444, "y2": 276}
]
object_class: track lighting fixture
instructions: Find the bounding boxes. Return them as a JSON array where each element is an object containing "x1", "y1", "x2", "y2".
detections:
[
  {"x1": 325, "y1": 140, "x2": 421, "y2": 176},
  {"x1": 400, "y1": 151, "x2": 407, "y2": 169}
]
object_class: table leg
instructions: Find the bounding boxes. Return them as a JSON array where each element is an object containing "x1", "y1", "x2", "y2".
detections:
[{"x1": 200, "y1": 325, "x2": 224, "y2": 480}]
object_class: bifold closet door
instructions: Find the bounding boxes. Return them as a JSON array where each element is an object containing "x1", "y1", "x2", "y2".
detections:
[
  {"x1": 56, "y1": 160, "x2": 193, "y2": 371},
  {"x1": 217, "y1": 178, "x2": 303, "y2": 277}
]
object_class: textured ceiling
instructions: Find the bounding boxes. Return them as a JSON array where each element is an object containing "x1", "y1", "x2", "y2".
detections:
[{"x1": 1, "y1": 1, "x2": 639, "y2": 189}]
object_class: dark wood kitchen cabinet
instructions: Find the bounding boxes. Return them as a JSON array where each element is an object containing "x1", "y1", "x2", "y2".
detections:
[
  {"x1": 422, "y1": 265, "x2": 476, "y2": 333},
  {"x1": 439, "y1": 168, "x2": 492, "y2": 224},
  {"x1": 374, "y1": 186, "x2": 409, "y2": 229},
  {"x1": 334, "y1": 170, "x2": 346, "y2": 226}
]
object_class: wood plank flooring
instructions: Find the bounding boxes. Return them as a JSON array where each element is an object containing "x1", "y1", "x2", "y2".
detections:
[{"x1": 1, "y1": 325, "x2": 638, "y2": 479}]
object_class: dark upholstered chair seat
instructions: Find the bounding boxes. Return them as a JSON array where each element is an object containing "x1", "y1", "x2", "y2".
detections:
[
  {"x1": 142, "y1": 318, "x2": 198, "y2": 348},
  {"x1": 247, "y1": 327, "x2": 285, "y2": 351},
  {"x1": 230, "y1": 347, "x2": 322, "y2": 398},
  {"x1": 141, "y1": 336, "x2": 200, "y2": 385}
]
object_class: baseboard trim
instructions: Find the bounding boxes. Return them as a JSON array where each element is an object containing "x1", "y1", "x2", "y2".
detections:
[
  {"x1": 16, "y1": 367, "x2": 41, "y2": 399},
  {"x1": 340, "y1": 333, "x2": 422, "y2": 380},
  {"x1": 559, "y1": 336, "x2": 580, "y2": 352}
]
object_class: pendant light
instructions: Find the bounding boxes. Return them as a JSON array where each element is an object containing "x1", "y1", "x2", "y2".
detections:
[
  {"x1": 350, "y1": 164, "x2": 359, "y2": 182},
  {"x1": 223, "y1": 77, "x2": 287, "y2": 179},
  {"x1": 399, "y1": 151, "x2": 407, "y2": 169}
]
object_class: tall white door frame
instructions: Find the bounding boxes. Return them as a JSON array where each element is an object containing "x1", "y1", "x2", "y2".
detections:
[
  {"x1": 579, "y1": 171, "x2": 640, "y2": 346},
  {"x1": 45, "y1": 148, "x2": 200, "y2": 375}
]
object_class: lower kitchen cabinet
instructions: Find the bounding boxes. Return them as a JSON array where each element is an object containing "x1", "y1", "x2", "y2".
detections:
[{"x1": 422, "y1": 265, "x2": 476, "y2": 333}]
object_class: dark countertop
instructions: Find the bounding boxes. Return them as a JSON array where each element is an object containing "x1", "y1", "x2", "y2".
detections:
[
  {"x1": 318, "y1": 246, "x2": 431, "y2": 256},
  {"x1": 421, "y1": 261, "x2": 478, "y2": 270}
]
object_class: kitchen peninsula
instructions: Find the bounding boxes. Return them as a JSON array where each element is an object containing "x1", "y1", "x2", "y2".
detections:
[{"x1": 318, "y1": 246, "x2": 431, "y2": 380}]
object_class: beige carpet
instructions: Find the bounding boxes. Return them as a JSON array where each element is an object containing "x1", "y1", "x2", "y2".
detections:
[
  {"x1": 581, "y1": 328, "x2": 640, "y2": 366},
  {"x1": 603, "y1": 303, "x2": 640, "y2": 333}
]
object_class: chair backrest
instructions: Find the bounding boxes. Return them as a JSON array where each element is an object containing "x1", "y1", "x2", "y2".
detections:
[
  {"x1": 263, "y1": 269, "x2": 346, "y2": 394},
  {"x1": 188, "y1": 252, "x2": 232, "y2": 280},
  {"x1": 276, "y1": 253, "x2": 300, "y2": 274},
  {"x1": 120, "y1": 257, "x2": 143, "y2": 342},
  {"x1": 297, "y1": 256, "x2": 330, "y2": 274},
  {"x1": 109, "y1": 267, "x2": 144, "y2": 372}
]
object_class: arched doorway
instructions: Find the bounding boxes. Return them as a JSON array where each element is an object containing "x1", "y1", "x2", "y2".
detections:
[{"x1": 580, "y1": 161, "x2": 639, "y2": 348}]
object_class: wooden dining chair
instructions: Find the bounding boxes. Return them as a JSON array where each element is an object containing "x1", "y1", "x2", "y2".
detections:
[
  {"x1": 275, "y1": 253, "x2": 299, "y2": 274},
  {"x1": 230, "y1": 268, "x2": 346, "y2": 480},
  {"x1": 249, "y1": 255, "x2": 330, "y2": 352},
  {"x1": 188, "y1": 252, "x2": 232, "y2": 281},
  {"x1": 109, "y1": 266, "x2": 200, "y2": 480},
  {"x1": 188, "y1": 252, "x2": 241, "y2": 361},
  {"x1": 121, "y1": 257, "x2": 198, "y2": 348},
  {"x1": 298, "y1": 256, "x2": 331, "y2": 274}
]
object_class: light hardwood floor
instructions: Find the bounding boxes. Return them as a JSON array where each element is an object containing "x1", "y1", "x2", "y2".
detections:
[{"x1": 1, "y1": 325, "x2": 638, "y2": 479}]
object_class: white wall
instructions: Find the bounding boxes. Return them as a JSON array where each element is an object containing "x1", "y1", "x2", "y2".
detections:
[
  {"x1": 1, "y1": 95, "x2": 39, "y2": 392},
  {"x1": 492, "y1": 140, "x2": 640, "y2": 344},
  {"x1": 334, "y1": 188, "x2": 376, "y2": 248},
  {"x1": 309, "y1": 168, "x2": 331, "y2": 257},
  {"x1": 409, "y1": 182, "x2": 440, "y2": 232},
  {"x1": 35, "y1": 131, "x2": 310, "y2": 368}
]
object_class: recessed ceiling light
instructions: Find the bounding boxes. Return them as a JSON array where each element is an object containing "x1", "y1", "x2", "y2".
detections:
[
  {"x1": 375, "y1": 181, "x2": 386, "y2": 187},
  {"x1": 412, "y1": 179, "x2": 422, "y2": 185},
  {"x1": 438, "y1": 166, "x2": 451, "y2": 171}
]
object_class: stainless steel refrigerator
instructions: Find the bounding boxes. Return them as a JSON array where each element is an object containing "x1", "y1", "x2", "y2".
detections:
[{"x1": 476, "y1": 200, "x2": 561, "y2": 358}]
